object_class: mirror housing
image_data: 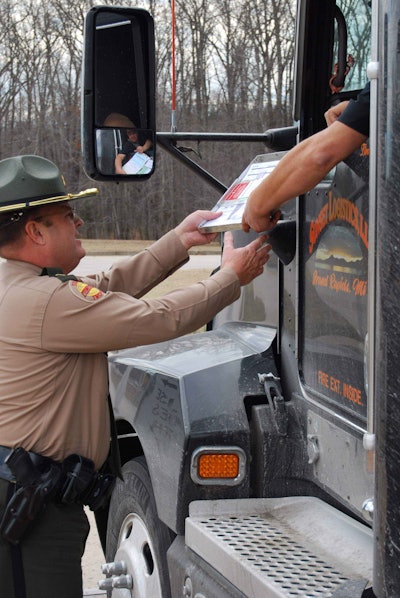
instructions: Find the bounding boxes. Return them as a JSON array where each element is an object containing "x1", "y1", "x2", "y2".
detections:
[{"x1": 82, "y1": 6, "x2": 156, "y2": 181}]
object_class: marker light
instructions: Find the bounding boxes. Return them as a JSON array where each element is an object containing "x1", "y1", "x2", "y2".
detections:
[{"x1": 190, "y1": 447, "x2": 246, "y2": 486}]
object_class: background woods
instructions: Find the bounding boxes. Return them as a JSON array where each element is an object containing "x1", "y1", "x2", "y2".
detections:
[{"x1": 0, "y1": 0, "x2": 295, "y2": 239}]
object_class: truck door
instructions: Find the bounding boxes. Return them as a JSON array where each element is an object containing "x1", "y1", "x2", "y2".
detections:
[{"x1": 282, "y1": 0, "x2": 374, "y2": 521}]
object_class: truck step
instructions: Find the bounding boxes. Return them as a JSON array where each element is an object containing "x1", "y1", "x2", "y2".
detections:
[{"x1": 186, "y1": 496, "x2": 373, "y2": 598}]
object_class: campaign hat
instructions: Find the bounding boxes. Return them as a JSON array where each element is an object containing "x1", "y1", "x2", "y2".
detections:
[{"x1": 0, "y1": 155, "x2": 97, "y2": 213}]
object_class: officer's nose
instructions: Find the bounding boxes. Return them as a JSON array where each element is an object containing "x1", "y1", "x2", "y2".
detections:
[{"x1": 74, "y1": 214, "x2": 84, "y2": 227}]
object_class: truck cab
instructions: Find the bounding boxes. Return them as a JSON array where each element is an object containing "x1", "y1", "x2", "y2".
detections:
[{"x1": 82, "y1": 1, "x2": 400, "y2": 596}]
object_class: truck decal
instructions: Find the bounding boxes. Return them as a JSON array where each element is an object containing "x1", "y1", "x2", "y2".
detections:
[{"x1": 309, "y1": 190, "x2": 369, "y2": 253}]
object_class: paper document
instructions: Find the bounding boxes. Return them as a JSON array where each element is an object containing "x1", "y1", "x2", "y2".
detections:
[
  {"x1": 198, "y1": 152, "x2": 286, "y2": 233},
  {"x1": 123, "y1": 153, "x2": 153, "y2": 175}
]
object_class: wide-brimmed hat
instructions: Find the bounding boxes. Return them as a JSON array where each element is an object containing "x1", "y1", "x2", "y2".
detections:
[
  {"x1": 103, "y1": 112, "x2": 136, "y2": 128},
  {"x1": 0, "y1": 155, "x2": 98, "y2": 213}
]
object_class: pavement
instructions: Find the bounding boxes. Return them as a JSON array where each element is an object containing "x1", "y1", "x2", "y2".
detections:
[
  {"x1": 82, "y1": 509, "x2": 107, "y2": 595},
  {"x1": 72, "y1": 252, "x2": 221, "y2": 277}
]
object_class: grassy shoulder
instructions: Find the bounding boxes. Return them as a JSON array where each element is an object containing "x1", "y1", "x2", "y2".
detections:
[{"x1": 81, "y1": 238, "x2": 221, "y2": 255}]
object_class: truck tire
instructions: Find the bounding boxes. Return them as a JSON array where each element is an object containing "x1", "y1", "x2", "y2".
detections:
[{"x1": 106, "y1": 456, "x2": 175, "y2": 598}]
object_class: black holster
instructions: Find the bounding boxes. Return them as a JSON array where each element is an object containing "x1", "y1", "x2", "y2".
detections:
[
  {"x1": 0, "y1": 448, "x2": 63, "y2": 544},
  {"x1": 0, "y1": 448, "x2": 116, "y2": 544}
]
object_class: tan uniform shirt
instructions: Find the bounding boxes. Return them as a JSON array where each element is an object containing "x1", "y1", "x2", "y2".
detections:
[{"x1": 0, "y1": 231, "x2": 240, "y2": 468}]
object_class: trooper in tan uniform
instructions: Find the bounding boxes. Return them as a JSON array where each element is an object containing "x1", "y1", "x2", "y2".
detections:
[{"x1": 0, "y1": 155, "x2": 272, "y2": 598}]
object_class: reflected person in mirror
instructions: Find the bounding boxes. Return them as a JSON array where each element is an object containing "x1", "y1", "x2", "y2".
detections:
[
  {"x1": 103, "y1": 113, "x2": 153, "y2": 175},
  {"x1": 0, "y1": 154, "x2": 272, "y2": 598},
  {"x1": 114, "y1": 127, "x2": 153, "y2": 175}
]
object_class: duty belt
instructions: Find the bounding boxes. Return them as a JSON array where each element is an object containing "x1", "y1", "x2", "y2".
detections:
[
  {"x1": 0, "y1": 445, "x2": 116, "y2": 544},
  {"x1": 0, "y1": 446, "x2": 53, "y2": 483}
]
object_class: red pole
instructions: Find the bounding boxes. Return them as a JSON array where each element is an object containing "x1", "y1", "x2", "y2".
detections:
[{"x1": 171, "y1": 0, "x2": 177, "y2": 131}]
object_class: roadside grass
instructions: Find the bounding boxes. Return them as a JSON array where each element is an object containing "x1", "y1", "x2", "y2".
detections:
[{"x1": 81, "y1": 238, "x2": 220, "y2": 255}]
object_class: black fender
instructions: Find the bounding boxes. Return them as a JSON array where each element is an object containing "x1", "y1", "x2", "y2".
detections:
[{"x1": 108, "y1": 322, "x2": 278, "y2": 533}]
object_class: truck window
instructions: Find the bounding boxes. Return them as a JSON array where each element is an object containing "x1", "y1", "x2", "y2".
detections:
[
  {"x1": 300, "y1": 154, "x2": 369, "y2": 426},
  {"x1": 333, "y1": 0, "x2": 371, "y2": 92}
]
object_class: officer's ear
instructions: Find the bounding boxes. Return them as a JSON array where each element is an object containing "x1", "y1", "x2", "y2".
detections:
[{"x1": 24, "y1": 219, "x2": 46, "y2": 246}]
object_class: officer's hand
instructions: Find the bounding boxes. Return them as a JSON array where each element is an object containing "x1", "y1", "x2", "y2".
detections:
[
  {"x1": 221, "y1": 232, "x2": 271, "y2": 286},
  {"x1": 174, "y1": 210, "x2": 221, "y2": 250}
]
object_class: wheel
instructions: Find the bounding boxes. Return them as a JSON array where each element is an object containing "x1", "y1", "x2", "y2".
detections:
[{"x1": 106, "y1": 456, "x2": 175, "y2": 598}]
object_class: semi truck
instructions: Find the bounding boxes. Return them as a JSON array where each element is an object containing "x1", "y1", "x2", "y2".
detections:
[{"x1": 81, "y1": 1, "x2": 400, "y2": 596}]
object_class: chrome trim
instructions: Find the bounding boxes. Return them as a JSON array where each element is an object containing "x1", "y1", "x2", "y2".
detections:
[
  {"x1": 365, "y1": 0, "x2": 379, "y2": 438},
  {"x1": 293, "y1": 390, "x2": 367, "y2": 437}
]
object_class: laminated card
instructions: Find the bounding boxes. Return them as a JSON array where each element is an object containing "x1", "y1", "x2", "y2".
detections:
[{"x1": 198, "y1": 151, "x2": 286, "y2": 233}]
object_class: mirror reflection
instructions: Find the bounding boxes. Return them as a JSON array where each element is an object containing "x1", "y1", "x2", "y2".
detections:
[
  {"x1": 96, "y1": 123, "x2": 154, "y2": 176},
  {"x1": 82, "y1": 7, "x2": 155, "y2": 179}
]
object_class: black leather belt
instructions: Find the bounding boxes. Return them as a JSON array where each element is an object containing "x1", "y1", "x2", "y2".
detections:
[
  {"x1": 0, "y1": 445, "x2": 116, "y2": 547},
  {"x1": 0, "y1": 446, "x2": 54, "y2": 484}
]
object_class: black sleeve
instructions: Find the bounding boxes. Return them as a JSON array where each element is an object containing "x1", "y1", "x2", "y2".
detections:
[
  {"x1": 120, "y1": 140, "x2": 135, "y2": 155},
  {"x1": 338, "y1": 82, "x2": 370, "y2": 137}
]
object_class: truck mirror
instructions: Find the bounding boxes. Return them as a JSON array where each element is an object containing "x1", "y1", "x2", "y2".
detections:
[{"x1": 82, "y1": 6, "x2": 156, "y2": 181}]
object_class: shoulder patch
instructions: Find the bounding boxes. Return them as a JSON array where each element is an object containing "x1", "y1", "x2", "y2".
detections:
[{"x1": 69, "y1": 280, "x2": 105, "y2": 301}]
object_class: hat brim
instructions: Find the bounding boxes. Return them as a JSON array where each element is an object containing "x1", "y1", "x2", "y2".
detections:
[{"x1": 0, "y1": 188, "x2": 98, "y2": 213}]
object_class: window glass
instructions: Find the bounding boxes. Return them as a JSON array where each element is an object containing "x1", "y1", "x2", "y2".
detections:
[
  {"x1": 300, "y1": 153, "x2": 369, "y2": 425},
  {"x1": 333, "y1": 0, "x2": 371, "y2": 91}
]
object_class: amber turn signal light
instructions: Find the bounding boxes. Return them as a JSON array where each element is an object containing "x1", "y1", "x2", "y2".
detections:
[
  {"x1": 198, "y1": 452, "x2": 239, "y2": 478},
  {"x1": 190, "y1": 447, "x2": 246, "y2": 486}
]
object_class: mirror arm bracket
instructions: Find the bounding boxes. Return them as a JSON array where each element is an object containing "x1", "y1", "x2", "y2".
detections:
[
  {"x1": 157, "y1": 132, "x2": 272, "y2": 143},
  {"x1": 156, "y1": 130, "x2": 286, "y2": 193},
  {"x1": 156, "y1": 134, "x2": 228, "y2": 193}
]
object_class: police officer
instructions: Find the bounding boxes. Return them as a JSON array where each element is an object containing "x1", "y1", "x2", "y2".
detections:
[{"x1": 0, "y1": 155, "x2": 271, "y2": 598}]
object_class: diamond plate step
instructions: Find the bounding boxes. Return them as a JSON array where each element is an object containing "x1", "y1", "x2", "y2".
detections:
[{"x1": 186, "y1": 497, "x2": 372, "y2": 597}]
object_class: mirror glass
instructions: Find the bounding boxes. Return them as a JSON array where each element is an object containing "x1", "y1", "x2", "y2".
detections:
[
  {"x1": 82, "y1": 8, "x2": 156, "y2": 180},
  {"x1": 96, "y1": 126, "x2": 154, "y2": 176}
]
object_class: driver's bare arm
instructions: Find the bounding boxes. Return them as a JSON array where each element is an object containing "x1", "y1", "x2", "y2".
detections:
[{"x1": 242, "y1": 120, "x2": 367, "y2": 233}]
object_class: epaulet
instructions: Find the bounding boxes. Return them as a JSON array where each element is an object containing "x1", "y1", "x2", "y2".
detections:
[
  {"x1": 54, "y1": 273, "x2": 79, "y2": 283},
  {"x1": 41, "y1": 267, "x2": 105, "y2": 302},
  {"x1": 40, "y1": 267, "x2": 78, "y2": 282}
]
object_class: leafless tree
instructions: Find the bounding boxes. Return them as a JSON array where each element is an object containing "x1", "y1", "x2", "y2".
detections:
[{"x1": 0, "y1": 0, "x2": 296, "y2": 239}]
